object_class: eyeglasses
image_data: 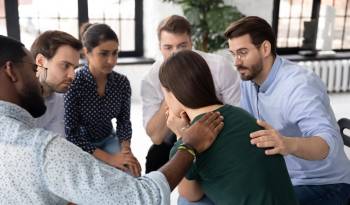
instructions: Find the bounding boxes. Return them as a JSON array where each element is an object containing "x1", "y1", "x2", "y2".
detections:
[
  {"x1": 16, "y1": 61, "x2": 49, "y2": 82},
  {"x1": 17, "y1": 61, "x2": 48, "y2": 72},
  {"x1": 229, "y1": 44, "x2": 262, "y2": 62}
]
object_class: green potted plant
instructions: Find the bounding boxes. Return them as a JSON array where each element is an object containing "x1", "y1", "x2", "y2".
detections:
[{"x1": 162, "y1": 0, "x2": 244, "y2": 52}]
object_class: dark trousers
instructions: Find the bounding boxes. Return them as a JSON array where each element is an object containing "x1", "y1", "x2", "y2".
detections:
[
  {"x1": 145, "y1": 134, "x2": 177, "y2": 173},
  {"x1": 294, "y1": 183, "x2": 350, "y2": 205}
]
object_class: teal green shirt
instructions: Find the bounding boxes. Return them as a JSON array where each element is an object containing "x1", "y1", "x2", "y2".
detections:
[{"x1": 170, "y1": 105, "x2": 298, "y2": 205}]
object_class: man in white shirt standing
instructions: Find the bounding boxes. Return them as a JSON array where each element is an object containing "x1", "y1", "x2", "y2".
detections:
[
  {"x1": 141, "y1": 15, "x2": 240, "y2": 204},
  {"x1": 31, "y1": 30, "x2": 82, "y2": 136}
]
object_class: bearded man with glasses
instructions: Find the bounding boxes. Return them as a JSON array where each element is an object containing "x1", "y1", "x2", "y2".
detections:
[{"x1": 225, "y1": 16, "x2": 350, "y2": 205}]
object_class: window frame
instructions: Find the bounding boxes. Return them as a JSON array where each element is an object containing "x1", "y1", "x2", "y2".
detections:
[
  {"x1": 273, "y1": 0, "x2": 350, "y2": 54},
  {"x1": 4, "y1": 0, "x2": 143, "y2": 57}
]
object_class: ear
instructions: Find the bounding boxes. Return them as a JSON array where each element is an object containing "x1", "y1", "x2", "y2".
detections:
[
  {"x1": 35, "y1": 53, "x2": 47, "y2": 67},
  {"x1": 83, "y1": 47, "x2": 89, "y2": 57},
  {"x1": 261, "y1": 41, "x2": 272, "y2": 58},
  {"x1": 3, "y1": 61, "x2": 18, "y2": 83},
  {"x1": 187, "y1": 36, "x2": 193, "y2": 48}
]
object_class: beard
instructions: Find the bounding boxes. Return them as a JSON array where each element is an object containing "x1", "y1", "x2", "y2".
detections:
[
  {"x1": 20, "y1": 84, "x2": 47, "y2": 118},
  {"x1": 237, "y1": 59, "x2": 263, "y2": 81}
]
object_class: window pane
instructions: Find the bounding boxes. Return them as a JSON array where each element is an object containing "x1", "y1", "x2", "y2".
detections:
[
  {"x1": 277, "y1": 18, "x2": 289, "y2": 47},
  {"x1": 291, "y1": 0, "x2": 303, "y2": 18},
  {"x1": 279, "y1": 0, "x2": 291, "y2": 18},
  {"x1": 89, "y1": 0, "x2": 120, "y2": 19},
  {"x1": 302, "y1": 0, "x2": 313, "y2": 18},
  {"x1": 332, "y1": 17, "x2": 344, "y2": 49},
  {"x1": 88, "y1": 0, "x2": 136, "y2": 51},
  {"x1": 334, "y1": 0, "x2": 347, "y2": 16},
  {"x1": 344, "y1": 17, "x2": 350, "y2": 49},
  {"x1": 18, "y1": 0, "x2": 78, "y2": 49},
  {"x1": 277, "y1": 0, "x2": 314, "y2": 48},
  {"x1": 120, "y1": 0, "x2": 135, "y2": 19},
  {"x1": 0, "y1": 0, "x2": 6, "y2": 35},
  {"x1": 288, "y1": 18, "x2": 301, "y2": 47},
  {"x1": 121, "y1": 20, "x2": 135, "y2": 51}
]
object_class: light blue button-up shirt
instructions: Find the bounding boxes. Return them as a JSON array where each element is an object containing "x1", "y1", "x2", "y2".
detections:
[
  {"x1": 0, "y1": 100, "x2": 170, "y2": 204},
  {"x1": 240, "y1": 56, "x2": 350, "y2": 186}
]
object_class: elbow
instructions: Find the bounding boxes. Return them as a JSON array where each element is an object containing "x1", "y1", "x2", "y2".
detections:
[
  {"x1": 179, "y1": 189, "x2": 203, "y2": 202},
  {"x1": 178, "y1": 181, "x2": 204, "y2": 202},
  {"x1": 146, "y1": 124, "x2": 163, "y2": 145},
  {"x1": 148, "y1": 133, "x2": 163, "y2": 145}
]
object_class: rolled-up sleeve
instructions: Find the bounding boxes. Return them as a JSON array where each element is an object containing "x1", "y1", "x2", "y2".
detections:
[
  {"x1": 286, "y1": 75, "x2": 340, "y2": 158},
  {"x1": 43, "y1": 137, "x2": 170, "y2": 205},
  {"x1": 116, "y1": 77, "x2": 132, "y2": 142},
  {"x1": 140, "y1": 62, "x2": 164, "y2": 128}
]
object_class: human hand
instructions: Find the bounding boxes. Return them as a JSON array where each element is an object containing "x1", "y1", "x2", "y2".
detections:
[
  {"x1": 109, "y1": 151, "x2": 141, "y2": 177},
  {"x1": 166, "y1": 109, "x2": 190, "y2": 138},
  {"x1": 181, "y1": 112, "x2": 224, "y2": 153},
  {"x1": 250, "y1": 120, "x2": 295, "y2": 155}
]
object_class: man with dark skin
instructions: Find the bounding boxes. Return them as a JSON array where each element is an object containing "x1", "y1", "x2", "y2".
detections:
[{"x1": 0, "y1": 35, "x2": 223, "y2": 204}]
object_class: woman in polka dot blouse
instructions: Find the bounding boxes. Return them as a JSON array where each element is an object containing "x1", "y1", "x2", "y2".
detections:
[{"x1": 64, "y1": 23, "x2": 141, "y2": 177}]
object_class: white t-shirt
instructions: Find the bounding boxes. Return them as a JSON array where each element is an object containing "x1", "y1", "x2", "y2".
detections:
[
  {"x1": 35, "y1": 92, "x2": 65, "y2": 136},
  {"x1": 141, "y1": 50, "x2": 241, "y2": 127}
]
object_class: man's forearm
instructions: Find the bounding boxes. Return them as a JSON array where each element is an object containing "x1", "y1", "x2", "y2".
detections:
[
  {"x1": 287, "y1": 136, "x2": 329, "y2": 160},
  {"x1": 146, "y1": 102, "x2": 172, "y2": 144},
  {"x1": 93, "y1": 148, "x2": 112, "y2": 164},
  {"x1": 159, "y1": 150, "x2": 194, "y2": 190}
]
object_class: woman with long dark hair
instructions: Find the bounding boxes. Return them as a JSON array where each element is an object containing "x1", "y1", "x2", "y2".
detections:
[
  {"x1": 160, "y1": 50, "x2": 298, "y2": 205},
  {"x1": 64, "y1": 23, "x2": 141, "y2": 176}
]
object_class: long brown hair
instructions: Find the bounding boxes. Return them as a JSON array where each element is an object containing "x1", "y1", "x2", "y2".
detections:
[{"x1": 159, "y1": 50, "x2": 222, "y2": 109}]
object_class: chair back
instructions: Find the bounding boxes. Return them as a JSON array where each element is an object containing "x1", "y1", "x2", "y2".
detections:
[{"x1": 338, "y1": 118, "x2": 350, "y2": 147}]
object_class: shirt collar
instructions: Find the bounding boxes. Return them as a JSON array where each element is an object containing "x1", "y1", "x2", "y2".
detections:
[
  {"x1": 0, "y1": 100, "x2": 35, "y2": 127},
  {"x1": 82, "y1": 65, "x2": 115, "y2": 85},
  {"x1": 255, "y1": 55, "x2": 282, "y2": 93}
]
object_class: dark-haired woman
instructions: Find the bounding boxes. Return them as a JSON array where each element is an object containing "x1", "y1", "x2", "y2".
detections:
[
  {"x1": 160, "y1": 50, "x2": 298, "y2": 205},
  {"x1": 64, "y1": 23, "x2": 141, "y2": 176}
]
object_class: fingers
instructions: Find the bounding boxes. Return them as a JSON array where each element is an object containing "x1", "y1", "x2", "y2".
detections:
[
  {"x1": 256, "y1": 120, "x2": 272, "y2": 130},
  {"x1": 208, "y1": 115, "x2": 224, "y2": 130},
  {"x1": 255, "y1": 140, "x2": 276, "y2": 148},
  {"x1": 213, "y1": 121, "x2": 224, "y2": 136},
  {"x1": 115, "y1": 164, "x2": 129, "y2": 172},
  {"x1": 122, "y1": 153, "x2": 141, "y2": 177},
  {"x1": 250, "y1": 135, "x2": 274, "y2": 144},
  {"x1": 199, "y1": 111, "x2": 220, "y2": 125},
  {"x1": 265, "y1": 147, "x2": 281, "y2": 155},
  {"x1": 127, "y1": 163, "x2": 140, "y2": 177},
  {"x1": 250, "y1": 130, "x2": 271, "y2": 138}
]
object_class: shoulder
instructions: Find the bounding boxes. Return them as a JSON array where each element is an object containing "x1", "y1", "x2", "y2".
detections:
[
  {"x1": 112, "y1": 71, "x2": 129, "y2": 83},
  {"x1": 110, "y1": 71, "x2": 131, "y2": 91},
  {"x1": 144, "y1": 58, "x2": 163, "y2": 81},
  {"x1": 69, "y1": 67, "x2": 90, "y2": 91},
  {"x1": 74, "y1": 66, "x2": 89, "y2": 81},
  {"x1": 222, "y1": 104, "x2": 257, "y2": 121},
  {"x1": 278, "y1": 58, "x2": 325, "y2": 92},
  {"x1": 195, "y1": 50, "x2": 226, "y2": 65}
]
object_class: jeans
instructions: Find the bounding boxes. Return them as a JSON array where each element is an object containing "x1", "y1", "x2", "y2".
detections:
[
  {"x1": 92, "y1": 133, "x2": 120, "y2": 155},
  {"x1": 178, "y1": 196, "x2": 214, "y2": 205},
  {"x1": 294, "y1": 183, "x2": 350, "y2": 205}
]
